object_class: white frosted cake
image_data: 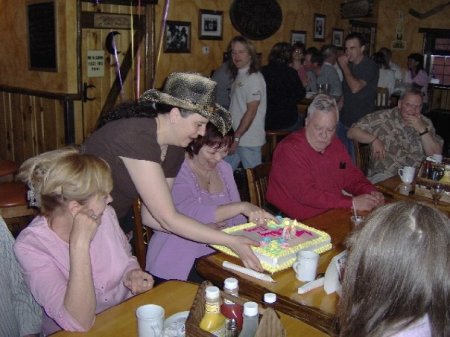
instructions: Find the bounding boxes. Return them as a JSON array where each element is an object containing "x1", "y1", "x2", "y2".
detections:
[{"x1": 212, "y1": 218, "x2": 332, "y2": 273}]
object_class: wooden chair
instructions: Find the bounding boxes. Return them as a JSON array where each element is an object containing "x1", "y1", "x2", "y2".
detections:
[
  {"x1": 132, "y1": 198, "x2": 153, "y2": 270},
  {"x1": 0, "y1": 159, "x2": 37, "y2": 232},
  {"x1": 0, "y1": 159, "x2": 19, "y2": 182},
  {"x1": 375, "y1": 87, "x2": 390, "y2": 110},
  {"x1": 353, "y1": 140, "x2": 371, "y2": 176},
  {"x1": 245, "y1": 162, "x2": 272, "y2": 209},
  {"x1": 262, "y1": 130, "x2": 291, "y2": 162}
]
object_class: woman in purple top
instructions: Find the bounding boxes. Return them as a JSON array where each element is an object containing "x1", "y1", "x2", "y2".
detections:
[
  {"x1": 338, "y1": 201, "x2": 449, "y2": 337},
  {"x1": 14, "y1": 149, "x2": 153, "y2": 335},
  {"x1": 146, "y1": 123, "x2": 274, "y2": 282}
]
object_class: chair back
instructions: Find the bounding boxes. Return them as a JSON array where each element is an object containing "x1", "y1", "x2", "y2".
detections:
[
  {"x1": 353, "y1": 140, "x2": 371, "y2": 176},
  {"x1": 375, "y1": 87, "x2": 390, "y2": 110},
  {"x1": 132, "y1": 198, "x2": 152, "y2": 269},
  {"x1": 246, "y1": 162, "x2": 272, "y2": 209},
  {"x1": 262, "y1": 130, "x2": 291, "y2": 162}
]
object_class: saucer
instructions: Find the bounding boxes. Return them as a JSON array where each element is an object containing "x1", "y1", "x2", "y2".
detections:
[{"x1": 163, "y1": 311, "x2": 189, "y2": 337}]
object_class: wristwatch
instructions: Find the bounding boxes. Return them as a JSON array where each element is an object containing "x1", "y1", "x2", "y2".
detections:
[
  {"x1": 234, "y1": 137, "x2": 240, "y2": 142},
  {"x1": 419, "y1": 128, "x2": 429, "y2": 136}
]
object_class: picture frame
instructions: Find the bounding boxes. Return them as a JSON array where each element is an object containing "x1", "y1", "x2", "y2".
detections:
[
  {"x1": 291, "y1": 30, "x2": 307, "y2": 45},
  {"x1": 164, "y1": 20, "x2": 191, "y2": 53},
  {"x1": 199, "y1": 9, "x2": 223, "y2": 40},
  {"x1": 313, "y1": 14, "x2": 326, "y2": 41},
  {"x1": 332, "y1": 28, "x2": 344, "y2": 47}
]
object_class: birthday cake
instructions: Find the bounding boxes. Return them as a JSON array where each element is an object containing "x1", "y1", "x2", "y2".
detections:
[{"x1": 212, "y1": 218, "x2": 332, "y2": 273}]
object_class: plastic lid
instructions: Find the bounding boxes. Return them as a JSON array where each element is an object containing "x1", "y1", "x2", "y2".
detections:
[
  {"x1": 264, "y1": 293, "x2": 277, "y2": 304},
  {"x1": 243, "y1": 302, "x2": 258, "y2": 316},
  {"x1": 205, "y1": 286, "x2": 220, "y2": 300},
  {"x1": 224, "y1": 277, "x2": 238, "y2": 290}
]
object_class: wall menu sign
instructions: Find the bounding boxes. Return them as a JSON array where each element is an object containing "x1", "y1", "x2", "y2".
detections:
[{"x1": 27, "y1": 1, "x2": 57, "y2": 71}]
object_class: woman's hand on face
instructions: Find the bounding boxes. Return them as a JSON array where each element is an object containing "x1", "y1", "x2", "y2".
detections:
[
  {"x1": 124, "y1": 269, "x2": 154, "y2": 295},
  {"x1": 70, "y1": 208, "x2": 101, "y2": 244},
  {"x1": 228, "y1": 235, "x2": 263, "y2": 272}
]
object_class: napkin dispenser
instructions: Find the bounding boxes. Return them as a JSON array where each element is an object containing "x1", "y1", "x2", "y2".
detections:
[{"x1": 323, "y1": 250, "x2": 347, "y2": 295}]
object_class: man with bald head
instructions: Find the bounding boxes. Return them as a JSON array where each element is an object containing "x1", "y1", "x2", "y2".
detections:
[
  {"x1": 348, "y1": 88, "x2": 443, "y2": 183},
  {"x1": 267, "y1": 94, "x2": 384, "y2": 220}
]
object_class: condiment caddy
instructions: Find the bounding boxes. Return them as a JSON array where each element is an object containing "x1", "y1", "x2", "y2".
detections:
[{"x1": 185, "y1": 281, "x2": 285, "y2": 337}]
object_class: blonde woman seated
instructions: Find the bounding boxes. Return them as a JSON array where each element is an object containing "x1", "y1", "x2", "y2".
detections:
[
  {"x1": 338, "y1": 201, "x2": 449, "y2": 337},
  {"x1": 14, "y1": 149, "x2": 153, "y2": 335},
  {"x1": 146, "y1": 123, "x2": 275, "y2": 283}
]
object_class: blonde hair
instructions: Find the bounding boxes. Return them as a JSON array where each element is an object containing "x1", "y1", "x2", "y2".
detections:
[{"x1": 17, "y1": 148, "x2": 113, "y2": 215}]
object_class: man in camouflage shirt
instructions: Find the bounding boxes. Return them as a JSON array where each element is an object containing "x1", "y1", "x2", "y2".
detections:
[{"x1": 347, "y1": 88, "x2": 443, "y2": 183}]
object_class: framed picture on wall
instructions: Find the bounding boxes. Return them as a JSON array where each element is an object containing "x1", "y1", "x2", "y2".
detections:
[
  {"x1": 291, "y1": 30, "x2": 307, "y2": 45},
  {"x1": 313, "y1": 14, "x2": 326, "y2": 41},
  {"x1": 164, "y1": 20, "x2": 191, "y2": 53},
  {"x1": 199, "y1": 9, "x2": 223, "y2": 40},
  {"x1": 332, "y1": 29, "x2": 344, "y2": 47}
]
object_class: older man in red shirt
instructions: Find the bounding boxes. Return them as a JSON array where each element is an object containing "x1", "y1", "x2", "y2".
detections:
[{"x1": 267, "y1": 94, "x2": 384, "y2": 220}]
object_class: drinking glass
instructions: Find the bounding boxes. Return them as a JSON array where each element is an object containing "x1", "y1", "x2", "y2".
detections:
[{"x1": 430, "y1": 183, "x2": 444, "y2": 205}]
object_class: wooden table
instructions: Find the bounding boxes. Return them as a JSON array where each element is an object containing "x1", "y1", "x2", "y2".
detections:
[
  {"x1": 51, "y1": 280, "x2": 328, "y2": 337},
  {"x1": 376, "y1": 175, "x2": 450, "y2": 214},
  {"x1": 197, "y1": 208, "x2": 354, "y2": 336}
]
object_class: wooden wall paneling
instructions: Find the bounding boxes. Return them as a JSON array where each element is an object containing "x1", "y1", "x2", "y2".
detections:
[
  {"x1": 0, "y1": 93, "x2": 13, "y2": 160},
  {"x1": 375, "y1": 0, "x2": 450, "y2": 68},
  {"x1": 39, "y1": 97, "x2": 65, "y2": 153},
  {"x1": 10, "y1": 94, "x2": 26, "y2": 163}
]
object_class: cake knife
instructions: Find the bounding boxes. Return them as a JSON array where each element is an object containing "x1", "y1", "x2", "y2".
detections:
[{"x1": 222, "y1": 261, "x2": 276, "y2": 283}]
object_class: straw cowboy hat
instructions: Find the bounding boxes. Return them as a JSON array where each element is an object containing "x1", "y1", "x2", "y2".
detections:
[{"x1": 140, "y1": 72, "x2": 232, "y2": 135}]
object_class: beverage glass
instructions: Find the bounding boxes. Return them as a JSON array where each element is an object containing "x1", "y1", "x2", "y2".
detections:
[
  {"x1": 398, "y1": 166, "x2": 415, "y2": 184},
  {"x1": 292, "y1": 250, "x2": 319, "y2": 282},
  {"x1": 317, "y1": 83, "x2": 329, "y2": 95},
  {"x1": 350, "y1": 215, "x2": 365, "y2": 228},
  {"x1": 430, "y1": 184, "x2": 444, "y2": 205},
  {"x1": 136, "y1": 304, "x2": 165, "y2": 337}
]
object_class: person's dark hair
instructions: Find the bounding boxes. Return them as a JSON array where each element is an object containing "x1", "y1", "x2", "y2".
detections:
[
  {"x1": 292, "y1": 42, "x2": 305, "y2": 53},
  {"x1": 408, "y1": 53, "x2": 424, "y2": 71},
  {"x1": 96, "y1": 101, "x2": 190, "y2": 129},
  {"x1": 372, "y1": 51, "x2": 389, "y2": 69},
  {"x1": 229, "y1": 35, "x2": 260, "y2": 79},
  {"x1": 344, "y1": 32, "x2": 366, "y2": 47},
  {"x1": 379, "y1": 47, "x2": 392, "y2": 59},
  {"x1": 268, "y1": 42, "x2": 292, "y2": 65},
  {"x1": 186, "y1": 122, "x2": 234, "y2": 158},
  {"x1": 338, "y1": 201, "x2": 450, "y2": 337},
  {"x1": 309, "y1": 48, "x2": 324, "y2": 66}
]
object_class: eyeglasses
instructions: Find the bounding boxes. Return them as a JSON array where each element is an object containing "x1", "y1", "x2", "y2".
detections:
[{"x1": 294, "y1": 50, "x2": 303, "y2": 54}]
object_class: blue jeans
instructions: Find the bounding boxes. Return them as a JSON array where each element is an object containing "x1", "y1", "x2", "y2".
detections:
[
  {"x1": 336, "y1": 122, "x2": 356, "y2": 164},
  {"x1": 225, "y1": 146, "x2": 262, "y2": 170}
]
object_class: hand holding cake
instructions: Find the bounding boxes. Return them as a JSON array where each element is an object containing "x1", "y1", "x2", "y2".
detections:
[{"x1": 241, "y1": 202, "x2": 278, "y2": 225}]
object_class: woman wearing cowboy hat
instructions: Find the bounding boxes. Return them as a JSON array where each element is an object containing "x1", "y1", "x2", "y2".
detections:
[{"x1": 83, "y1": 72, "x2": 273, "y2": 272}]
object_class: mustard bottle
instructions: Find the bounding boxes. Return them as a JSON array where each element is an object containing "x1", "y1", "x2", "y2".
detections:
[{"x1": 200, "y1": 286, "x2": 226, "y2": 336}]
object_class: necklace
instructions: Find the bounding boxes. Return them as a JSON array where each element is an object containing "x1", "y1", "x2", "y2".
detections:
[{"x1": 190, "y1": 158, "x2": 214, "y2": 188}]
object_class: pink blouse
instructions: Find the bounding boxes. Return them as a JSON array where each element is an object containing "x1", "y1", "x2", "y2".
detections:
[{"x1": 14, "y1": 206, "x2": 140, "y2": 335}]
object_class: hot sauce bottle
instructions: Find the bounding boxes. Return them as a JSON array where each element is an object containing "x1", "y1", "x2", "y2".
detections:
[{"x1": 221, "y1": 277, "x2": 244, "y2": 332}]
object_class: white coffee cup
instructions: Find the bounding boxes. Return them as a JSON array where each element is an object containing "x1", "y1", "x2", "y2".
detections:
[
  {"x1": 432, "y1": 154, "x2": 443, "y2": 163},
  {"x1": 136, "y1": 304, "x2": 165, "y2": 337},
  {"x1": 292, "y1": 250, "x2": 319, "y2": 282},
  {"x1": 398, "y1": 166, "x2": 415, "y2": 184}
]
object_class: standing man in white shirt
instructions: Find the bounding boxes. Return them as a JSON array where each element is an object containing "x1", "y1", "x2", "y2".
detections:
[{"x1": 226, "y1": 35, "x2": 267, "y2": 170}]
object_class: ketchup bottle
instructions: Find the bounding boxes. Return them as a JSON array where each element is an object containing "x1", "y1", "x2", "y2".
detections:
[{"x1": 221, "y1": 277, "x2": 244, "y2": 332}]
